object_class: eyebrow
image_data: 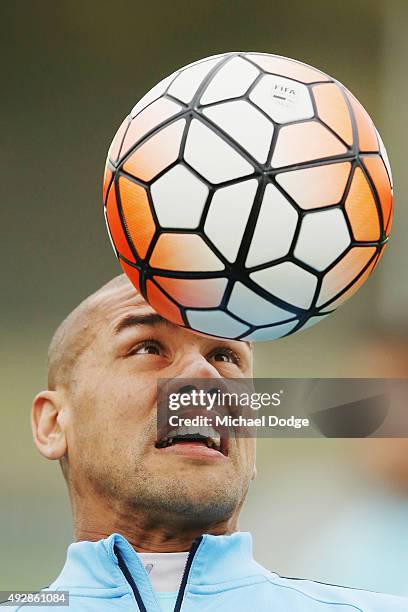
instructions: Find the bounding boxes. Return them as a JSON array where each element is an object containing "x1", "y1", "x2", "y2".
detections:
[
  {"x1": 113, "y1": 312, "x2": 173, "y2": 335},
  {"x1": 113, "y1": 311, "x2": 253, "y2": 352}
]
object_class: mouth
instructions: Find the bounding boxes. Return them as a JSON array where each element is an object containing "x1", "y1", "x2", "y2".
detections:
[{"x1": 155, "y1": 425, "x2": 229, "y2": 458}]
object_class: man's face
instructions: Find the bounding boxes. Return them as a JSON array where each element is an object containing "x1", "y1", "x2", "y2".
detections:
[{"x1": 61, "y1": 281, "x2": 255, "y2": 526}]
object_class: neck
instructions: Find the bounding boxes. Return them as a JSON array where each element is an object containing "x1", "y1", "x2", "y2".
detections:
[{"x1": 72, "y1": 493, "x2": 239, "y2": 553}]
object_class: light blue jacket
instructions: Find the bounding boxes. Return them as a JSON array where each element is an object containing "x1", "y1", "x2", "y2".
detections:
[{"x1": 4, "y1": 532, "x2": 408, "y2": 611}]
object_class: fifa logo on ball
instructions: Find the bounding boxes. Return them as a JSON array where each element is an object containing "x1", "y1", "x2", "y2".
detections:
[
  {"x1": 271, "y1": 82, "x2": 297, "y2": 104},
  {"x1": 103, "y1": 52, "x2": 393, "y2": 343}
]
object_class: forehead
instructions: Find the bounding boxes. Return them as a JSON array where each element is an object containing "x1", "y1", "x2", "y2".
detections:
[
  {"x1": 88, "y1": 277, "x2": 253, "y2": 354},
  {"x1": 97, "y1": 282, "x2": 152, "y2": 321},
  {"x1": 90, "y1": 282, "x2": 162, "y2": 338}
]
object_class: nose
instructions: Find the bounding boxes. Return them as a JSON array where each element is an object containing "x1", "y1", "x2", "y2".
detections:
[
  {"x1": 158, "y1": 352, "x2": 225, "y2": 411},
  {"x1": 175, "y1": 352, "x2": 223, "y2": 381}
]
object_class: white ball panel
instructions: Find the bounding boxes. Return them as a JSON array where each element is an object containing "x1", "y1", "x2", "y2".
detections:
[
  {"x1": 204, "y1": 180, "x2": 258, "y2": 262},
  {"x1": 200, "y1": 57, "x2": 259, "y2": 104},
  {"x1": 250, "y1": 262, "x2": 317, "y2": 309},
  {"x1": 151, "y1": 165, "x2": 208, "y2": 228},
  {"x1": 228, "y1": 282, "x2": 294, "y2": 326},
  {"x1": 167, "y1": 57, "x2": 223, "y2": 103},
  {"x1": 298, "y1": 314, "x2": 330, "y2": 332},
  {"x1": 131, "y1": 72, "x2": 178, "y2": 118},
  {"x1": 294, "y1": 209, "x2": 350, "y2": 271},
  {"x1": 186, "y1": 309, "x2": 249, "y2": 338},
  {"x1": 249, "y1": 74, "x2": 314, "y2": 124},
  {"x1": 184, "y1": 119, "x2": 253, "y2": 183},
  {"x1": 246, "y1": 184, "x2": 298, "y2": 266},
  {"x1": 242, "y1": 320, "x2": 299, "y2": 341},
  {"x1": 122, "y1": 99, "x2": 182, "y2": 158},
  {"x1": 203, "y1": 100, "x2": 273, "y2": 163}
]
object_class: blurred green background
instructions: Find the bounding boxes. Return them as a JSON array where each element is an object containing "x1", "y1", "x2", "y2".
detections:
[{"x1": 1, "y1": 0, "x2": 408, "y2": 596}]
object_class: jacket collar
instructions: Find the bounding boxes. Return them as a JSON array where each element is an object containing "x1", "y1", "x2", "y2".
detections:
[{"x1": 52, "y1": 531, "x2": 262, "y2": 593}]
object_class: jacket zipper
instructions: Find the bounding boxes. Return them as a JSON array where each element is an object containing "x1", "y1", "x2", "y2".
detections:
[
  {"x1": 114, "y1": 544, "x2": 148, "y2": 612},
  {"x1": 173, "y1": 536, "x2": 203, "y2": 612},
  {"x1": 114, "y1": 536, "x2": 203, "y2": 612}
]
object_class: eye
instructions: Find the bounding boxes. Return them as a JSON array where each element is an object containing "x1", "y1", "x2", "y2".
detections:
[
  {"x1": 128, "y1": 339, "x2": 163, "y2": 356},
  {"x1": 210, "y1": 348, "x2": 241, "y2": 365}
]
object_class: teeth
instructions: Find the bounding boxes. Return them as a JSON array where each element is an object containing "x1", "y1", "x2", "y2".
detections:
[{"x1": 157, "y1": 425, "x2": 222, "y2": 450}]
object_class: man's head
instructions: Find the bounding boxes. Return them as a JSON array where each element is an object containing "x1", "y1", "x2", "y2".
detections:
[{"x1": 32, "y1": 275, "x2": 255, "y2": 544}]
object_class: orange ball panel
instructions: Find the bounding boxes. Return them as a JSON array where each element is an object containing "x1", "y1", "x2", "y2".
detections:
[
  {"x1": 247, "y1": 54, "x2": 330, "y2": 84},
  {"x1": 150, "y1": 234, "x2": 224, "y2": 272},
  {"x1": 118, "y1": 177, "x2": 156, "y2": 260},
  {"x1": 105, "y1": 184, "x2": 135, "y2": 262},
  {"x1": 102, "y1": 165, "x2": 113, "y2": 206},
  {"x1": 317, "y1": 246, "x2": 376, "y2": 306},
  {"x1": 146, "y1": 280, "x2": 184, "y2": 326},
  {"x1": 108, "y1": 117, "x2": 130, "y2": 164},
  {"x1": 313, "y1": 84, "x2": 353, "y2": 146},
  {"x1": 121, "y1": 98, "x2": 181, "y2": 159},
  {"x1": 322, "y1": 251, "x2": 381, "y2": 310},
  {"x1": 346, "y1": 92, "x2": 378, "y2": 152},
  {"x1": 154, "y1": 276, "x2": 227, "y2": 307},
  {"x1": 345, "y1": 167, "x2": 380, "y2": 241},
  {"x1": 119, "y1": 259, "x2": 141, "y2": 292},
  {"x1": 363, "y1": 156, "x2": 393, "y2": 235},
  {"x1": 122, "y1": 119, "x2": 185, "y2": 181},
  {"x1": 273, "y1": 122, "x2": 347, "y2": 167},
  {"x1": 277, "y1": 162, "x2": 351, "y2": 209}
]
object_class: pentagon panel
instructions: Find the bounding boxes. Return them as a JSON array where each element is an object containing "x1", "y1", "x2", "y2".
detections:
[
  {"x1": 228, "y1": 282, "x2": 295, "y2": 326},
  {"x1": 316, "y1": 246, "x2": 376, "y2": 306},
  {"x1": 118, "y1": 177, "x2": 156, "y2": 259},
  {"x1": 151, "y1": 165, "x2": 208, "y2": 229},
  {"x1": 345, "y1": 167, "x2": 380, "y2": 241},
  {"x1": 200, "y1": 56, "x2": 259, "y2": 105},
  {"x1": 245, "y1": 54, "x2": 330, "y2": 84},
  {"x1": 203, "y1": 100, "x2": 273, "y2": 163},
  {"x1": 271, "y1": 122, "x2": 347, "y2": 168},
  {"x1": 121, "y1": 99, "x2": 182, "y2": 159},
  {"x1": 249, "y1": 74, "x2": 314, "y2": 124},
  {"x1": 294, "y1": 209, "x2": 350, "y2": 271},
  {"x1": 155, "y1": 276, "x2": 228, "y2": 308},
  {"x1": 276, "y1": 162, "x2": 351, "y2": 209},
  {"x1": 313, "y1": 83, "x2": 353, "y2": 146},
  {"x1": 184, "y1": 119, "x2": 253, "y2": 183},
  {"x1": 250, "y1": 262, "x2": 317, "y2": 309},
  {"x1": 186, "y1": 309, "x2": 249, "y2": 339},
  {"x1": 123, "y1": 119, "x2": 185, "y2": 181},
  {"x1": 150, "y1": 233, "x2": 224, "y2": 272},
  {"x1": 105, "y1": 184, "x2": 135, "y2": 261},
  {"x1": 319, "y1": 252, "x2": 380, "y2": 310}
]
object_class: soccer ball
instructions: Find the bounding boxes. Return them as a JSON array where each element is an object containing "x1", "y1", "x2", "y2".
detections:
[{"x1": 103, "y1": 52, "x2": 393, "y2": 342}]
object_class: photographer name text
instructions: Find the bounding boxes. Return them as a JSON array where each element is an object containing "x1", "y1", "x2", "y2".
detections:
[{"x1": 168, "y1": 414, "x2": 310, "y2": 429}]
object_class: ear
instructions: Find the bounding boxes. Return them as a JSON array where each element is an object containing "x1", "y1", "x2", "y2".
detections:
[
  {"x1": 31, "y1": 390, "x2": 67, "y2": 460},
  {"x1": 251, "y1": 463, "x2": 257, "y2": 481}
]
